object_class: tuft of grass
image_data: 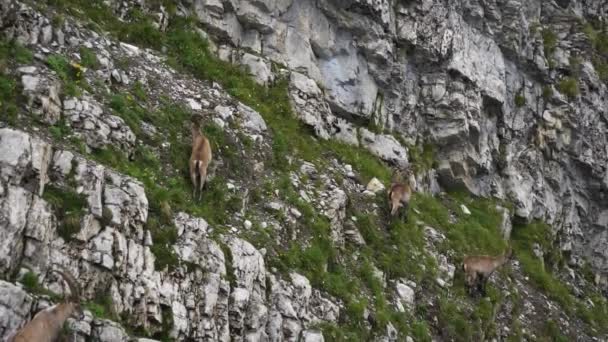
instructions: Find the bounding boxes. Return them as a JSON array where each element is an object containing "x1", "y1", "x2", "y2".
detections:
[
  {"x1": 542, "y1": 85, "x2": 553, "y2": 100},
  {"x1": 20, "y1": 271, "x2": 40, "y2": 291},
  {"x1": 407, "y1": 142, "x2": 436, "y2": 174},
  {"x1": 132, "y1": 81, "x2": 147, "y2": 101},
  {"x1": 542, "y1": 28, "x2": 558, "y2": 58},
  {"x1": 556, "y1": 77, "x2": 579, "y2": 99},
  {"x1": 219, "y1": 242, "x2": 237, "y2": 287},
  {"x1": 0, "y1": 39, "x2": 33, "y2": 66},
  {"x1": 46, "y1": 54, "x2": 86, "y2": 97},
  {"x1": 0, "y1": 74, "x2": 18, "y2": 125},
  {"x1": 42, "y1": 185, "x2": 87, "y2": 241},
  {"x1": 438, "y1": 296, "x2": 473, "y2": 341},
  {"x1": 514, "y1": 92, "x2": 525, "y2": 107},
  {"x1": 79, "y1": 46, "x2": 99, "y2": 68},
  {"x1": 49, "y1": 118, "x2": 72, "y2": 140},
  {"x1": 84, "y1": 289, "x2": 117, "y2": 320}
]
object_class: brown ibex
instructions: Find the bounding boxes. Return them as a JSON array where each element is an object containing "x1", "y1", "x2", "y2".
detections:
[
  {"x1": 388, "y1": 168, "x2": 416, "y2": 220},
  {"x1": 189, "y1": 114, "x2": 212, "y2": 201},
  {"x1": 463, "y1": 247, "x2": 512, "y2": 296},
  {"x1": 10, "y1": 266, "x2": 82, "y2": 342}
]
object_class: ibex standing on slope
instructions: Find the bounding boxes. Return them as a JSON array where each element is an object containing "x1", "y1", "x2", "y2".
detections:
[
  {"x1": 388, "y1": 168, "x2": 416, "y2": 220},
  {"x1": 463, "y1": 247, "x2": 513, "y2": 296},
  {"x1": 189, "y1": 114, "x2": 212, "y2": 201},
  {"x1": 10, "y1": 266, "x2": 82, "y2": 342}
]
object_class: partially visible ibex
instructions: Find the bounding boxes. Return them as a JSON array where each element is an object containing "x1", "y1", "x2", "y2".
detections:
[
  {"x1": 10, "y1": 266, "x2": 82, "y2": 342},
  {"x1": 388, "y1": 168, "x2": 416, "y2": 219},
  {"x1": 463, "y1": 247, "x2": 513, "y2": 296},
  {"x1": 189, "y1": 114, "x2": 212, "y2": 201}
]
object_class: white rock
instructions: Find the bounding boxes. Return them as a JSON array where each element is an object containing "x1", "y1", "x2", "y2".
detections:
[
  {"x1": 460, "y1": 204, "x2": 471, "y2": 215},
  {"x1": 366, "y1": 177, "x2": 386, "y2": 193},
  {"x1": 187, "y1": 98, "x2": 202, "y2": 110},
  {"x1": 244, "y1": 220, "x2": 253, "y2": 229}
]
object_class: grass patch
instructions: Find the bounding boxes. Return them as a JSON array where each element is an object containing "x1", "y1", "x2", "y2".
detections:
[
  {"x1": 46, "y1": 54, "x2": 87, "y2": 97},
  {"x1": 542, "y1": 28, "x2": 558, "y2": 58},
  {"x1": 42, "y1": 184, "x2": 87, "y2": 241},
  {"x1": 146, "y1": 216, "x2": 179, "y2": 271},
  {"x1": 557, "y1": 77, "x2": 579, "y2": 99},
  {"x1": 84, "y1": 289, "x2": 117, "y2": 320},
  {"x1": 407, "y1": 142, "x2": 436, "y2": 174},
  {"x1": 514, "y1": 92, "x2": 525, "y2": 107},
  {"x1": 0, "y1": 39, "x2": 32, "y2": 125},
  {"x1": 79, "y1": 46, "x2": 99, "y2": 68}
]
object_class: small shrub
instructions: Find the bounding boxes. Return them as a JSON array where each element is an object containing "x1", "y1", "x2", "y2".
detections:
[
  {"x1": 132, "y1": 81, "x2": 147, "y2": 101},
  {"x1": 542, "y1": 28, "x2": 558, "y2": 57},
  {"x1": 542, "y1": 85, "x2": 553, "y2": 100},
  {"x1": 592, "y1": 57, "x2": 608, "y2": 83},
  {"x1": 49, "y1": 119, "x2": 72, "y2": 140},
  {"x1": 46, "y1": 54, "x2": 85, "y2": 97},
  {"x1": 514, "y1": 92, "x2": 526, "y2": 107},
  {"x1": 42, "y1": 185, "x2": 87, "y2": 241},
  {"x1": 147, "y1": 216, "x2": 179, "y2": 271},
  {"x1": 101, "y1": 206, "x2": 113, "y2": 227},
  {"x1": 219, "y1": 242, "x2": 237, "y2": 287},
  {"x1": 0, "y1": 74, "x2": 18, "y2": 125},
  {"x1": 20, "y1": 271, "x2": 40, "y2": 291},
  {"x1": 557, "y1": 77, "x2": 579, "y2": 99}
]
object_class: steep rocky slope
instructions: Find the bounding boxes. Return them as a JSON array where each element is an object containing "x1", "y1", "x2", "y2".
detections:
[{"x1": 0, "y1": 0, "x2": 607, "y2": 341}]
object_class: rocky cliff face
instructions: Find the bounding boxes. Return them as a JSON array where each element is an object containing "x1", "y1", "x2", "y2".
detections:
[
  {"x1": 189, "y1": 0, "x2": 608, "y2": 280},
  {"x1": 0, "y1": 0, "x2": 607, "y2": 341}
]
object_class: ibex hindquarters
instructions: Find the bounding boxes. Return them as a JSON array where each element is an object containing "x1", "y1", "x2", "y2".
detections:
[
  {"x1": 388, "y1": 183, "x2": 411, "y2": 219},
  {"x1": 463, "y1": 247, "x2": 512, "y2": 296},
  {"x1": 388, "y1": 168, "x2": 415, "y2": 221},
  {"x1": 190, "y1": 116, "x2": 212, "y2": 201}
]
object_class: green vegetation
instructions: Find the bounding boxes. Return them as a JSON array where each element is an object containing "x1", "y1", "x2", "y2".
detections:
[
  {"x1": 0, "y1": 73, "x2": 17, "y2": 125},
  {"x1": 42, "y1": 185, "x2": 87, "y2": 241},
  {"x1": 542, "y1": 85, "x2": 553, "y2": 100},
  {"x1": 49, "y1": 118, "x2": 73, "y2": 140},
  {"x1": 219, "y1": 242, "x2": 237, "y2": 287},
  {"x1": 20, "y1": 271, "x2": 41, "y2": 292},
  {"x1": 514, "y1": 92, "x2": 525, "y2": 107},
  {"x1": 18, "y1": 270, "x2": 62, "y2": 300},
  {"x1": 85, "y1": 289, "x2": 118, "y2": 320},
  {"x1": 79, "y1": 46, "x2": 99, "y2": 68},
  {"x1": 0, "y1": 39, "x2": 32, "y2": 125},
  {"x1": 46, "y1": 54, "x2": 87, "y2": 97},
  {"x1": 0, "y1": 39, "x2": 33, "y2": 65},
  {"x1": 407, "y1": 142, "x2": 436, "y2": 174},
  {"x1": 542, "y1": 28, "x2": 558, "y2": 58},
  {"x1": 512, "y1": 221, "x2": 608, "y2": 333},
  {"x1": 556, "y1": 77, "x2": 579, "y2": 99},
  {"x1": 582, "y1": 20, "x2": 608, "y2": 83},
  {"x1": 34, "y1": 1, "x2": 608, "y2": 339},
  {"x1": 146, "y1": 216, "x2": 179, "y2": 271}
]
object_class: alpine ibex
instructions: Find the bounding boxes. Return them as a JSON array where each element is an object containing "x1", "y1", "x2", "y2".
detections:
[
  {"x1": 463, "y1": 247, "x2": 512, "y2": 296},
  {"x1": 388, "y1": 168, "x2": 416, "y2": 220},
  {"x1": 189, "y1": 114, "x2": 212, "y2": 201},
  {"x1": 10, "y1": 266, "x2": 82, "y2": 342}
]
